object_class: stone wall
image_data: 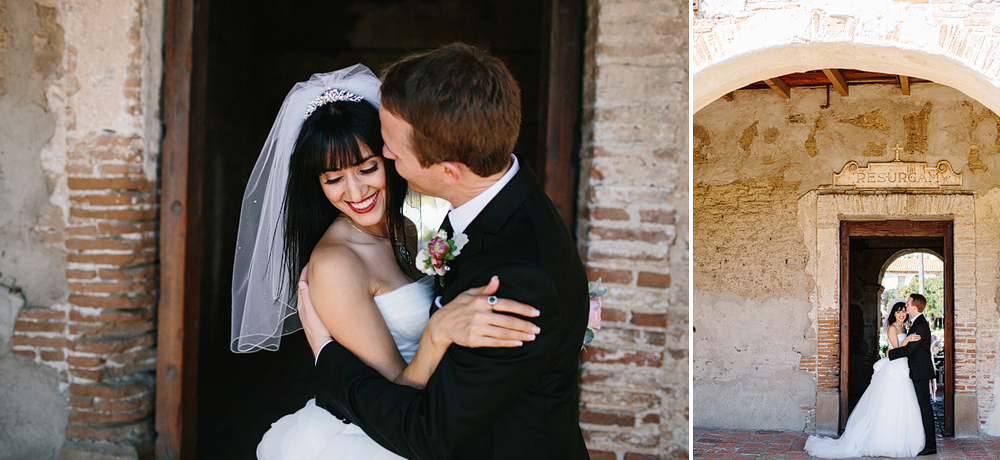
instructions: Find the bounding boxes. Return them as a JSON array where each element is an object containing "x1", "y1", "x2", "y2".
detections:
[
  {"x1": 577, "y1": 0, "x2": 689, "y2": 458},
  {"x1": 2, "y1": 0, "x2": 163, "y2": 457},
  {"x1": 693, "y1": 82, "x2": 1000, "y2": 434}
]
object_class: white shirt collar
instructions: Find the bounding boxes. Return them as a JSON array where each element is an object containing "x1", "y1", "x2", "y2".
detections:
[
  {"x1": 912, "y1": 312, "x2": 924, "y2": 322},
  {"x1": 447, "y1": 154, "x2": 519, "y2": 235}
]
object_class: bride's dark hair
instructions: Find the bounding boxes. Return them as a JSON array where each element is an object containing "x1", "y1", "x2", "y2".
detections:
[
  {"x1": 282, "y1": 100, "x2": 410, "y2": 292},
  {"x1": 885, "y1": 301, "x2": 907, "y2": 331}
]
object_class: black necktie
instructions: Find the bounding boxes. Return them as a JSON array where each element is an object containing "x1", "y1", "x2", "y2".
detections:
[{"x1": 440, "y1": 213, "x2": 454, "y2": 239}]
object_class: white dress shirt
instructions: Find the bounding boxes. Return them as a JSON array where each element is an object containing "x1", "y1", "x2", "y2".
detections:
[{"x1": 445, "y1": 154, "x2": 519, "y2": 235}]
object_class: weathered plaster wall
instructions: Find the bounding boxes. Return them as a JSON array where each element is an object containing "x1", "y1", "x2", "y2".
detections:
[
  {"x1": 692, "y1": 177, "x2": 817, "y2": 430},
  {"x1": 0, "y1": 0, "x2": 67, "y2": 312},
  {"x1": 0, "y1": 2, "x2": 70, "y2": 458},
  {"x1": 693, "y1": 83, "x2": 1000, "y2": 433},
  {"x1": 0, "y1": 285, "x2": 66, "y2": 459},
  {"x1": 577, "y1": 0, "x2": 688, "y2": 458},
  {"x1": 978, "y1": 189, "x2": 1000, "y2": 435},
  {"x1": 695, "y1": 84, "x2": 1000, "y2": 193},
  {"x1": 3, "y1": 0, "x2": 163, "y2": 457}
]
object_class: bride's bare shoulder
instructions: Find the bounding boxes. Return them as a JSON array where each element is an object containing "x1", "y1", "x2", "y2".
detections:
[{"x1": 308, "y1": 224, "x2": 372, "y2": 289}]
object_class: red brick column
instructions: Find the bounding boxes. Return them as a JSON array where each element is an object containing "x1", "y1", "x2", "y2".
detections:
[
  {"x1": 579, "y1": 200, "x2": 679, "y2": 459},
  {"x1": 62, "y1": 134, "x2": 158, "y2": 449}
]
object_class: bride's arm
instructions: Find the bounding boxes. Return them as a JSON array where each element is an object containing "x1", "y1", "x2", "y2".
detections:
[
  {"x1": 887, "y1": 324, "x2": 901, "y2": 348},
  {"x1": 308, "y1": 246, "x2": 410, "y2": 381},
  {"x1": 887, "y1": 323, "x2": 921, "y2": 348},
  {"x1": 309, "y1": 251, "x2": 540, "y2": 389},
  {"x1": 393, "y1": 276, "x2": 540, "y2": 389}
]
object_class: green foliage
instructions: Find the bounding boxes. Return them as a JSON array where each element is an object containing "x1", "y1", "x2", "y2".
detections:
[{"x1": 884, "y1": 274, "x2": 943, "y2": 320}]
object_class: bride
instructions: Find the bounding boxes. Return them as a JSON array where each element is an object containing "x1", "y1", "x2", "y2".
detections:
[
  {"x1": 231, "y1": 65, "x2": 540, "y2": 460},
  {"x1": 805, "y1": 301, "x2": 925, "y2": 458}
]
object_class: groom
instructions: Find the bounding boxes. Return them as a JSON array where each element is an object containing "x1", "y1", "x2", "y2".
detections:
[
  {"x1": 299, "y1": 43, "x2": 591, "y2": 459},
  {"x1": 888, "y1": 293, "x2": 937, "y2": 455}
]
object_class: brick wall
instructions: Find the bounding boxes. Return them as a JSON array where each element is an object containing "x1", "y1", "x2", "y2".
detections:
[
  {"x1": 61, "y1": 133, "x2": 159, "y2": 446},
  {"x1": 578, "y1": 0, "x2": 688, "y2": 458},
  {"x1": 12, "y1": 142, "x2": 160, "y2": 452},
  {"x1": 7, "y1": 0, "x2": 162, "y2": 455}
]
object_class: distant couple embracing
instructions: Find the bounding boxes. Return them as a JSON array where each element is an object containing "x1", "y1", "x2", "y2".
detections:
[{"x1": 806, "y1": 293, "x2": 938, "y2": 458}]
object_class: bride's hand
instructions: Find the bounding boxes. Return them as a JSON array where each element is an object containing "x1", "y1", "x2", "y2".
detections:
[
  {"x1": 905, "y1": 333, "x2": 921, "y2": 344},
  {"x1": 429, "y1": 276, "x2": 541, "y2": 349},
  {"x1": 297, "y1": 264, "x2": 334, "y2": 358}
]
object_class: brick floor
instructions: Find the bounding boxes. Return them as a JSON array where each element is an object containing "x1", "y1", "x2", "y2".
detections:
[{"x1": 694, "y1": 427, "x2": 1000, "y2": 459}]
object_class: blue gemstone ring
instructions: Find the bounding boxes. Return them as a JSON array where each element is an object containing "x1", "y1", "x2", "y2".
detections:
[{"x1": 486, "y1": 295, "x2": 498, "y2": 306}]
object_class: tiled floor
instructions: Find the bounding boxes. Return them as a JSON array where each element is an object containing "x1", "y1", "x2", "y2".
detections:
[{"x1": 693, "y1": 427, "x2": 1000, "y2": 459}]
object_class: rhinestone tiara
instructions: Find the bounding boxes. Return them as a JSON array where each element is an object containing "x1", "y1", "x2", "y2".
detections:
[{"x1": 304, "y1": 88, "x2": 364, "y2": 118}]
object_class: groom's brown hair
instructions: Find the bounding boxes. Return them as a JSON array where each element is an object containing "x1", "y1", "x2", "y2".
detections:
[
  {"x1": 909, "y1": 293, "x2": 927, "y2": 312},
  {"x1": 380, "y1": 42, "x2": 521, "y2": 177}
]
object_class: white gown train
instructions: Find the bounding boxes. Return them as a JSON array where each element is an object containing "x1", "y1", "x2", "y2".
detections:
[{"x1": 804, "y1": 333, "x2": 924, "y2": 458}]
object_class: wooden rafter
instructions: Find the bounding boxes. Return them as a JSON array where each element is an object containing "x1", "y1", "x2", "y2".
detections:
[
  {"x1": 764, "y1": 77, "x2": 791, "y2": 99},
  {"x1": 899, "y1": 75, "x2": 910, "y2": 95},
  {"x1": 741, "y1": 70, "x2": 931, "y2": 92},
  {"x1": 823, "y1": 68, "x2": 849, "y2": 96}
]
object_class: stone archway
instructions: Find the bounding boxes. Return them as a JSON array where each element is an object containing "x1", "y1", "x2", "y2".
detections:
[{"x1": 693, "y1": 6, "x2": 1000, "y2": 114}]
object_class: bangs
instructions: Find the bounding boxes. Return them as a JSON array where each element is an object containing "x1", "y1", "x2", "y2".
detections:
[
  {"x1": 302, "y1": 133, "x2": 368, "y2": 175},
  {"x1": 294, "y1": 99, "x2": 382, "y2": 176}
]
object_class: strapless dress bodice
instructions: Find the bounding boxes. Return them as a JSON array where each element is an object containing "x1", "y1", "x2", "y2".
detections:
[{"x1": 372, "y1": 276, "x2": 433, "y2": 363}]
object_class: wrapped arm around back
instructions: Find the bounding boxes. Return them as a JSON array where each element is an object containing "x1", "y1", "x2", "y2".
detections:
[{"x1": 314, "y1": 265, "x2": 562, "y2": 460}]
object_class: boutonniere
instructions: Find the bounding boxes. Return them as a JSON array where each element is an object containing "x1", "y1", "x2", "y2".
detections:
[
  {"x1": 583, "y1": 278, "x2": 608, "y2": 349},
  {"x1": 415, "y1": 230, "x2": 469, "y2": 286}
]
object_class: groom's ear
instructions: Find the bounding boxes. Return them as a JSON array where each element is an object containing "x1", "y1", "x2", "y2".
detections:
[{"x1": 439, "y1": 161, "x2": 463, "y2": 186}]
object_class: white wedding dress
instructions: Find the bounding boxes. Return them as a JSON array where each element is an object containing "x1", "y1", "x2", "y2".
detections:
[
  {"x1": 804, "y1": 333, "x2": 925, "y2": 458},
  {"x1": 257, "y1": 276, "x2": 434, "y2": 460}
]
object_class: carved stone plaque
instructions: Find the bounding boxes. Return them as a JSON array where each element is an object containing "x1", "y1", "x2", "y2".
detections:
[{"x1": 832, "y1": 160, "x2": 962, "y2": 189}]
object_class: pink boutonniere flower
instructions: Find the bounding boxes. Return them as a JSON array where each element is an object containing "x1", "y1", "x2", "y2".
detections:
[
  {"x1": 415, "y1": 230, "x2": 469, "y2": 285},
  {"x1": 583, "y1": 278, "x2": 608, "y2": 348}
]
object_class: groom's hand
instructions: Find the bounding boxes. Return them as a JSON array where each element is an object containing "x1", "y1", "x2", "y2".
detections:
[
  {"x1": 296, "y1": 264, "x2": 333, "y2": 359},
  {"x1": 431, "y1": 276, "x2": 542, "y2": 349}
]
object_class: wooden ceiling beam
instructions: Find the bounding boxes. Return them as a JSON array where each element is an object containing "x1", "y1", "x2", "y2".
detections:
[
  {"x1": 764, "y1": 77, "x2": 791, "y2": 99},
  {"x1": 822, "y1": 68, "x2": 849, "y2": 96},
  {"x1": 899, "y1": 75, "x2": 910, "y2": 95}
]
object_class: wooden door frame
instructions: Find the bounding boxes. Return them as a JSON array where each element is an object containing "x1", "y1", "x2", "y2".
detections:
[
  {"x1": 838, "y1": 220, "x2": 955, "y2": 435},
  {"x1": 156, "y1": 0, "x2": 208, "y2": 457},
  {"x1": 155, "y1": 1, "x2": 584, "y2": 456}
]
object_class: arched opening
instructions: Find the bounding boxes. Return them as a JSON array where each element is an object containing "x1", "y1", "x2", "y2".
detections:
[
  {"x1": 879, "y1": 250, "x2": 948, "y2": 434},
  {"x1": 840, "y1": 221, "x2": 954, "y2": 436},
  {"x1": 694, "y1": 42, "x2": 1000, "y2": 115}
]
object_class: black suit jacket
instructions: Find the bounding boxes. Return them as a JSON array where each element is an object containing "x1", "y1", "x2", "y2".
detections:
[
  {"x1": 313, "y1": 163, "x2": 591, "y2": 460},
  {"x1": 888, "y1": 314, "x2": 935, "y2": 380}
]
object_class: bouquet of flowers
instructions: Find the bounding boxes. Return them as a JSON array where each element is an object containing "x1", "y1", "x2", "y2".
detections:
[{"x1": 583, "y1": 278, "x2": 607, "y2": 348}]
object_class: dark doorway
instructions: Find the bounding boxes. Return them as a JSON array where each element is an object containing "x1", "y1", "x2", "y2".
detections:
[
  {"x1": 839, "y1": 220, "x2": 954, "y2": 437},
  {"x1": 185, "y1": 1, "x2": 582, "y2": 459}
]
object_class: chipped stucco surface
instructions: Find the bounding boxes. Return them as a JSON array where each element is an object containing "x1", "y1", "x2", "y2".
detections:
[
  {"x1": 694, "y1": 84, "x2": 1000, "y2": 194},
  {"x1": 0, "y1": 0, "x2": 65, "y2": 306}
]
